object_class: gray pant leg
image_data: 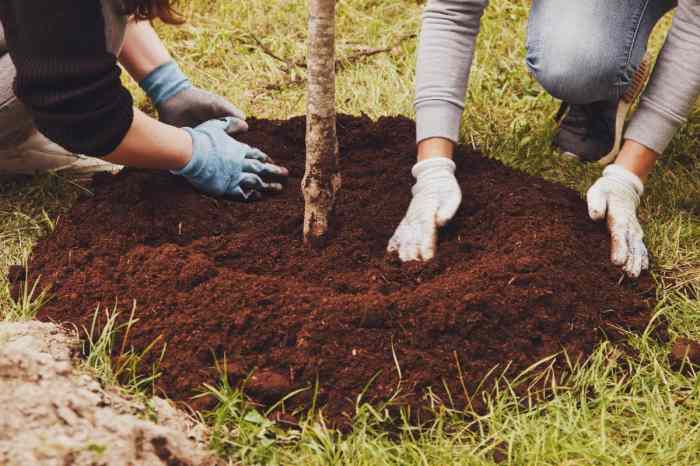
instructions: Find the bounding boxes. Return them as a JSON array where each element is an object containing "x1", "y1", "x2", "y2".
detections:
[{"x1": 525, "y1": 0, "x2": 676, "y2": 103}]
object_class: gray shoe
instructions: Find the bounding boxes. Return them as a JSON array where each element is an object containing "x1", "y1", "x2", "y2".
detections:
[
  {"x1": 0, "y1": 130, "x2": 122, "y2": 175},
  {"x1": 553, "y1": 55, "x2": 652, "y2": 166},
  {"x1": 553, "y1": 100, "x2": 617, "y2": 164}
]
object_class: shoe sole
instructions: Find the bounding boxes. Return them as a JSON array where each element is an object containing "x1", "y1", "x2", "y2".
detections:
[
  {"x1": 560, "y1": 151, "x2": 581, "y2": 161},
  {"x1": 0, "y1": 153, "x2": 122, "y2": 176},
  {"x1": 0, "y1": 130, "x2": 122, "y2": 175},
  {"x1": 54, "y1": 156, "x2": 122, "y2": 175}
]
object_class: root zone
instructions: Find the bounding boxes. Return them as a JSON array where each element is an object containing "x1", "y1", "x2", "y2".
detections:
[{"x1": 15, "y1": 115, "x2": 656, "y2": 427}]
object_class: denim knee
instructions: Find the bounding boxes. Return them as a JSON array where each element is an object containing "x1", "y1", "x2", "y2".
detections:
[
  {"x1": 525, "y1": 0, "x2": 675, "y2": 104},
  {"x1": 526, "y1": 39, "x2": 621, "y2": 104}
]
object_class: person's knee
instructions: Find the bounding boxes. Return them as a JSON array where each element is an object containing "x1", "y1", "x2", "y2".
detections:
[
  {"x1": 526, "y1": 39, "x2": 620, "y2": 104},
  {"x1": 525, "y1": 5, "x2": 625, "y2": 105}
]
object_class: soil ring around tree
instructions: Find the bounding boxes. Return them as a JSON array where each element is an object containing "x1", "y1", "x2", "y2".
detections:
[{"x1": 10, "y1": 115, "x2": 658, "y2": 428}]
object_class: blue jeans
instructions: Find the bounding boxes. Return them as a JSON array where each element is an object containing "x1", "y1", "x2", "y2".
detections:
[{"x1": 526, "y1": 0, "x2": 676, "y2": 104}]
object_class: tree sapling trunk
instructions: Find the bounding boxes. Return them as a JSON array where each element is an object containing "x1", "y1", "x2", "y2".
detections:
[{"x1": 302, "y1": 0, "x2": 341, "y2": 246}]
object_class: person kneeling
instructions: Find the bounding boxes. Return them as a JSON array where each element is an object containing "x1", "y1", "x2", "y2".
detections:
[{"x1": 0, "y1": 0, "x2": 288, "y2": 200}]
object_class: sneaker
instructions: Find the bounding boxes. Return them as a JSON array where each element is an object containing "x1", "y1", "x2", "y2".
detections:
[
  {"x1": 0, "y1": 130, "x2": 122, "y2": 175},
  {"x1": 553, "y1": 100, "x2": 616, "y2": 164},
  {"x1": 553, "y1": 54, "x2": 652, "y2": 165}
]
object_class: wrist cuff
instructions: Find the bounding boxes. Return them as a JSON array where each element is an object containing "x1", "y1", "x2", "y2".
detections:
[
  {"x1": 603, "y1": 164, "x2": 644, "y2": 196},
  {"x1": 412, "y1": 157, "x2": 456, "y2": 179},
  {"x1": 625, "y1": 99, "x2": 683, "y2": 155},
  {"x1": 139, "y1": 61, "x2": 192, "y2": 106},
  {"x1": 415, "y1": 102, "x2": 463, "y2": 144},
  {"x1": 171, "y1": 127, "x2": 202, "y2": 176}
]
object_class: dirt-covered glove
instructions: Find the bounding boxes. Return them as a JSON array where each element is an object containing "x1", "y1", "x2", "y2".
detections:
[
  {"x1": 174, "y1": 117, "x2": 288, "y2": 200},
  {"x1": 139, "y1": 61, "x2": 248, "y2": 133},
  {"x1": 587, "y1": 164, "x2": 649, "y2": 278},
  {"x1": 387, "y1": 157, "x2": 461, "y2": 261}
]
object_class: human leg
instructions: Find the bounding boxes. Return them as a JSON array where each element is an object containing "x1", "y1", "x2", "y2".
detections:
[
  {"x1": 525, "y1": 0, "x2": 676, "y2": 163},
  {"x1": 0, "y1": 0, "x2": 126, "y2": 175}
]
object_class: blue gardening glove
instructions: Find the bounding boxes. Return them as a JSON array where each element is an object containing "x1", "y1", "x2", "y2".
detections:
[
  {"x1": 140, "y1": 61, "x2": 248, "y2": 133},
  {"x1": 174, "y1": 117, "x2": 289, "y2": 200}
]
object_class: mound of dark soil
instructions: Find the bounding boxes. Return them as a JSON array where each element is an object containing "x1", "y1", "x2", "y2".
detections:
[{"x1": 13, "y1": 115, "x2": 655, "y2": 425}]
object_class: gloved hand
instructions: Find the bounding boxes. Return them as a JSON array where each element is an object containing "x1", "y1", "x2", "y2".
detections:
[
  {"x1": 387, "y1": 157, "x2": 461, "y2": 261},
  {"x1": 139, "y1": 61, "x2": 248, "y2": 133},
  {"x1": 587, "y1": 164, "x2": 649, "y2": 278},
  {"x1": 174, "y1": 117, "x2": 289, "y2": 200}
]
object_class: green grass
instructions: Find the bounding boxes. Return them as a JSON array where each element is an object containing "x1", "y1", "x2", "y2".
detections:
[
  {"x1": 82, "y1": 303, "x2": 166, "y2": 396},
  {"x1": 1, "y1": 0, "x2": 699, "y2": 464}
]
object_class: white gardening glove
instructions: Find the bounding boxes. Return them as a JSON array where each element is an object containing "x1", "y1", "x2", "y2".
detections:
[
  {"x1": 387, "y1": 157, "x2": 461, "y2": 261},
  {"x1": 587, "y1": 164, "x2": 649, "y2": 278}
]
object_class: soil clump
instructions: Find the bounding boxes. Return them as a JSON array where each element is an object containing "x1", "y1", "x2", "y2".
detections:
[
  {"x1": 14, "y1": 116, "x2": 656, "y2": 426},
  {"x1": 670, "y1": 337, "x2": 700, "y2": 367}
]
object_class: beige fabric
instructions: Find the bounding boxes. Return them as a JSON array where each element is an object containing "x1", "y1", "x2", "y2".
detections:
[
  {"x1": 0, "y1": 54, "x2": 32, "y2": 151},
  {"x1": 0, "y1": 131, "x2": 122, "y2": 175}
]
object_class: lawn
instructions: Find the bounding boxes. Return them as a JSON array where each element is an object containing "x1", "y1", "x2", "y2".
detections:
[{"x1": 1, "y1": 0, "x2": 699, "y2": 464}]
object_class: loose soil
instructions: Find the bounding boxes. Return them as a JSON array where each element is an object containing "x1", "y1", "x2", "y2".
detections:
[{"x1": 14, "y1": 116, "x2": 656, "y2": 426}]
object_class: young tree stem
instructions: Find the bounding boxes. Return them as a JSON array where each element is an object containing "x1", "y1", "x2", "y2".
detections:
[{"x1": 303, "y1": 0, "x2": 341, "y2": 246}]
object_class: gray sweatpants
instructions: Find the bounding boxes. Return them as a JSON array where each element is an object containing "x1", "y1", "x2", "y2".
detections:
[{"x1": 0, "y1": 0, "x2": 127, "y2": 152}]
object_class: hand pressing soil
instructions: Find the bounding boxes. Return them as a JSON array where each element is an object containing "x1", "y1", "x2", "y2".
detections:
[{"x1": 14, "y1": 115, "x2": 657, "y2": 427}]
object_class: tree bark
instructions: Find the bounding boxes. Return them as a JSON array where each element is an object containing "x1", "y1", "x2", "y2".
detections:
[{"x1": 302, "y1": 0, "x2": 341, "y2": 246}]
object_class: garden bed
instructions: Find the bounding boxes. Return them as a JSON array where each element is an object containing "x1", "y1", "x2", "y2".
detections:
[{"x1": 11, "y1": 115, "x2": 656, "y2": 426}]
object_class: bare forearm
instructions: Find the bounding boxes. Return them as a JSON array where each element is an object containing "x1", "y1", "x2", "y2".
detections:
[
  {"x1": 104, "y1": 108, "x2": 192, "y2": 170},
  {"x1": 417, "y1": 137, "x2": 455, "y2": 161},
  {"x1": 119, "y1": 20, "x2": 172, "y2": 82},
  {"x1": 615, "y1": 140, "x2": 658, "y2": 183}
]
